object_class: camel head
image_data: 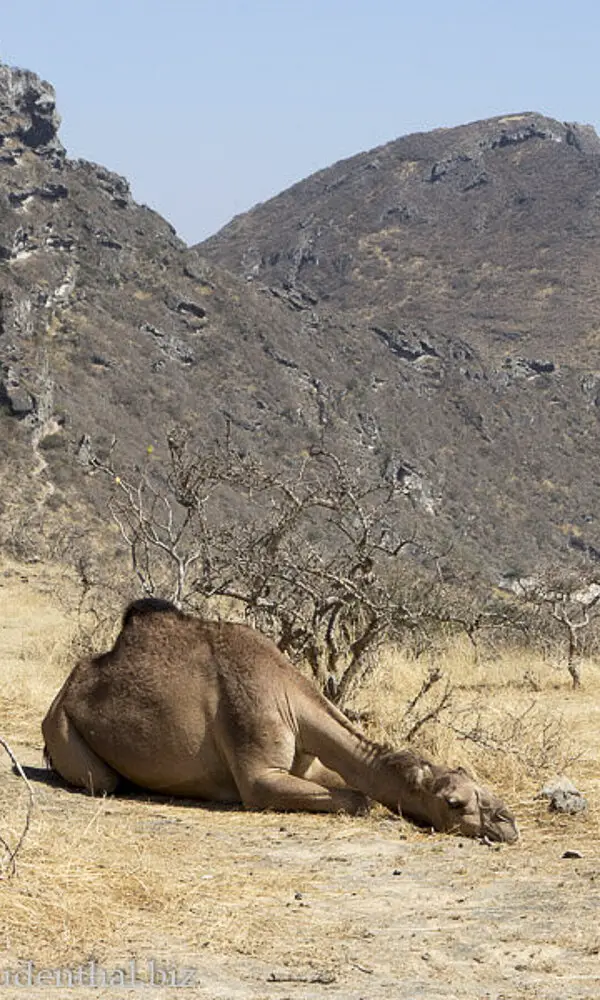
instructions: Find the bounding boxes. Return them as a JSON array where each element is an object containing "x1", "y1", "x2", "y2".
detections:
[
  {"x1": 428, "y1": 767, "x2": 519, "y2": 843},
  {"x1": 387, "y1": 753, "x2": 519, "y2": 843}
]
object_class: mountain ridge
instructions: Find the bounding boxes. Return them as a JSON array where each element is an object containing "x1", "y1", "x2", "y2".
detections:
[
  {"x1": 1, "y1": 61, "x2": 600, "y2": 584},
  {"x1": 198, "y1": 110, "x2": 600, "y2": 365},
  {"x1": 197, "y1": 109, "x2": 600, "y2": 579}
]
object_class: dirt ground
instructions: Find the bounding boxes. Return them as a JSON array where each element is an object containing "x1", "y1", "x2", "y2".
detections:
[{"x1": 1, "y1": 559, "x2": 599, "y2": 1000}]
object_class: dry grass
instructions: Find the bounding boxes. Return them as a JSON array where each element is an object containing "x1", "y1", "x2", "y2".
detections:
[
  {"x1": 0, "y1": 559, "x2": 82, "y2": 742},
  {"x1": 351, "y1": 638, "x2": 600, "y2": 866},
  {"x1": 1, "y1": 790, "x2": 362, "y2": 967},
  {"x1": 352, "y1": 639, "x2": 597, "y2": 797},
  {"x1": 1, "y1": 556, "x2": 599, "y2": 995}
]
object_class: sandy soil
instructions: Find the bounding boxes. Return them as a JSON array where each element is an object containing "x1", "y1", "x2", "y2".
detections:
[{"x1": 1, "y1": 560, "x2": 599, "y2": 1000}]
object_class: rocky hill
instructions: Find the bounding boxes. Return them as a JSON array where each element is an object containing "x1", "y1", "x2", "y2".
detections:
[
  {"x1": 0, "y1": 63, "x2": 354, "y2": 563},
  {"x1": 198, "y1": 112, "x2": 600, "y2": 581},
  {"x1": 2, "y1": 61, "x2": 600, "y2": 584}
]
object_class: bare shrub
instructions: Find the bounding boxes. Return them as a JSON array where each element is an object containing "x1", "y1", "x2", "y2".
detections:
[
  {"x1": 79, "y1": 428, "x2": 600, "y2": 703},
  {"x1": 84, "y1": 431, "x2": 444, "y2": 702},
  {"x1": 446, "y1": 700, "x2": 581, "y2": 779},
  {"x1": 509, "y1": 569, "x2": 600, "y2": 686}
]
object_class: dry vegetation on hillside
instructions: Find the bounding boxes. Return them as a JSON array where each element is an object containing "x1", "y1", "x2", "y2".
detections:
[{"x1": 1, "y1": 557, "x2": 599, "y2": 999}]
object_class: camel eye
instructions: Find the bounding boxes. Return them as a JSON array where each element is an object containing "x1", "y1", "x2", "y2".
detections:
[{"x1": 446, "y1": 795, "x2": 464, "y2": 810}]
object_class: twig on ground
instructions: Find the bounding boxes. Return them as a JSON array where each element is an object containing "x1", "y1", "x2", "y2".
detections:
[
  {"x1": 267, "y1": 971, "x2": 336, "y2": 984},
  {"x1": 0, "y1": 736, "x2": 35, "y2": 877}
]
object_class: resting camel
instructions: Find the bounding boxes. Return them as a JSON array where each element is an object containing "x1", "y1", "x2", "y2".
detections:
[{"x1": 42, "y1": 599, "x2": 518, "y2": 842}]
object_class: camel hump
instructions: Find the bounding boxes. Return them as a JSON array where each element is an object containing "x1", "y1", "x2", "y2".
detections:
[{"x1": 121, "y1": 597, "x2": 181, "y2": 627}]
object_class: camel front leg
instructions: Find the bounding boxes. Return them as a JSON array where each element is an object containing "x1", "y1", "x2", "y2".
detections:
[{"x1": 236, "y1": 768, "x2": 369, "y2": 815}]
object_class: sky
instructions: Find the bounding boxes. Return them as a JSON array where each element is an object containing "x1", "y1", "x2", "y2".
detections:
[{"x1": 2, "y1": 0, "x2": 600, "y2": 245}]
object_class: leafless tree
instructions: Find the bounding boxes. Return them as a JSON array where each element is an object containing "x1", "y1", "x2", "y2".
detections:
[
  {"x1": 89, "y1": 430, "x2": 430, "y2": 703},
  {"x1": 510, "y1": 570, "x2": 600, "y2": 687}
]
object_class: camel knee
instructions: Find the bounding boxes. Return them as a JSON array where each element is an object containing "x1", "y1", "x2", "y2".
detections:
[
  {"x1": 238, "y1": 774, "x2": 277, "y2": 811},
  {"x1": 42, "y1": 702, "x2": 119, "y2": 795},
  {"x1": 329, "y1": 787, "x2": 369, "y2": 815}
]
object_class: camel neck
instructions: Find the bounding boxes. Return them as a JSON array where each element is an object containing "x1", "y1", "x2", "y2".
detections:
[
  {"x1": 301, "y1": 703, "x2": 437, "y2": 819},
  {"x1": 336, "y1": 738, "x2": 429, "y2": 815}
]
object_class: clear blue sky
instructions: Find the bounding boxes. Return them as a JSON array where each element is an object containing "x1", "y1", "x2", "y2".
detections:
[{"x1": 2, "y1": 1, "x2": 599, "y2": 244}]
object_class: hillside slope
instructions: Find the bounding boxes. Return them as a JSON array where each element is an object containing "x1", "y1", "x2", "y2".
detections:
[
  {"x1": 2, "y1": 61, "x2": 600, "y2": 581},
  {"x1": 199, "y1": 113, "x2": 600, "y2": 578},
  {"x1": 0, "y1": 63, "x2": 353, "y2": 561}
]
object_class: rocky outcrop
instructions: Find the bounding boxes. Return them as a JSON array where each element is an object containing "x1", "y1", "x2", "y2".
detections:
[
  {"x1": 0, "y1": 369, "x2": 34, "y2": 416},
  {"x1": 0, "y1": 63, "x2": 64, "y2": 162},
  {"x1": 198, "y1": 112, "x2": 600, "y2": 381}
]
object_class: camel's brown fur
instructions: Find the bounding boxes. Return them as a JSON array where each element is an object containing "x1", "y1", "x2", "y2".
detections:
[{"x1": 42, "y1": 600, "x2": 519, "y2": 841}]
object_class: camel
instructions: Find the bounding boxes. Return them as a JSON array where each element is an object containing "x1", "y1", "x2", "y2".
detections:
[{"x1": 42, "y1": 599, "x2": 519, "y2": 842}]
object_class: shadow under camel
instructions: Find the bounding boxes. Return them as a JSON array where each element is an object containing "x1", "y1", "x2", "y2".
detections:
[{"x1": 16, "y1": 763, "x2": 241, "y2": 812}]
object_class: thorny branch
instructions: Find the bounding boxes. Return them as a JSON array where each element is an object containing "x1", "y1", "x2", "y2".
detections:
[{"x1": 403, "y1": 668, "x2": 453, "y2": 741}]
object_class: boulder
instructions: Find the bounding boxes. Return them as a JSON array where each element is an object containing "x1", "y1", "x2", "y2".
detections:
[{"x1": 538, "y1": 776, "x2": 588, "y2": 815}]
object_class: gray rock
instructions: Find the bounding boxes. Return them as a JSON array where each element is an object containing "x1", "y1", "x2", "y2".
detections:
[
  {"x1": 550, "y1": 790, "x2": 588, "y2": 815},
  {"x1": 538, "y1": 776, "x2": 588, "y2": 815},
  {"x1": 0, "y1": 379, "x2": 34, "y2": 416},
  {"x1": 540, "y1": 776, "x2": 580, "y2": 797},
  {"x1": 0, "y1": 62, "x2": 64, "y2": 160}
]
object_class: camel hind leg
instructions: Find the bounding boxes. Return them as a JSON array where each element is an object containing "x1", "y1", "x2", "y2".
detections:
[{"x1": 42, "y1": 699, "x2": 119, "y2": 795}]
